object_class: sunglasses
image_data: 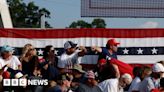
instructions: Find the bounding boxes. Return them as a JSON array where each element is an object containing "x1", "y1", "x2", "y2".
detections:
[{"x1": 29, "y1": 48, "x2": 35, "y2": 51}]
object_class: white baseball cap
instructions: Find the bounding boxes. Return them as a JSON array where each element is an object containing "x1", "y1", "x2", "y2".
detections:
[{"x1": 152, "y1": 63, "x2": 164, "y2": 73}]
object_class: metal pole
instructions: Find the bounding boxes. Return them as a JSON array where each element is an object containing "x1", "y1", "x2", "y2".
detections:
[{"x1": 41, "y1": 12, "x2": 45, "y2": 29}]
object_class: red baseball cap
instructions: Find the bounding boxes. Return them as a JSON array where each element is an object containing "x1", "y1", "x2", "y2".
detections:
[{"x1": 107, "y1": 39, "x2": 120, "y2": 46}]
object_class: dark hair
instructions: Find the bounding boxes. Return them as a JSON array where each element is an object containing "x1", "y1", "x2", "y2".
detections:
[
  {"x1": 142, "y1": 66, "x2": 152, "y2": 73},
  {"x1": 158, "y1": 61, "x2": 164, "y2": 66},
  {"x1": 133, "y1": 66, "x2": 142, "y2": 77},
  {"x1": 106, "y1": 44, "x2": 111, "y2": 49},
  {"x1": 43, "y1": 45, "x2": 53, "y2": 59},
  {"x1": 141, "y1": 66, "x2": 152, "y2": 80},
  {"x1": 99, "y1": 62, "x2": 117, "y2": 82}
]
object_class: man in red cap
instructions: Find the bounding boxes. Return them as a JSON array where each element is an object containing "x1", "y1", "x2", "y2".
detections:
[
  {"x1": 92, "y1": 39, "x2": 133, "y2": 79},
  {"x1": 92, "y1": 39, "x2": 120, "y2": 78},
  {"x1": 92, "y1": 38, "x2": 120, "y2": 60}
]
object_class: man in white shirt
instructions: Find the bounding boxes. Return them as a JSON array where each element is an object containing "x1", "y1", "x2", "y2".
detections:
[
  {"x1": 98, "y1": 78, "x2": 119, "y2": 92},
  {"x1": 97, "y1": 63, "x2": 119, "y2": 92},
  {"x1": 0, "y1": 45, "x2": 21, "y2": 70},
  {"x1": 58, "y1": 41, "x2": 87, "y2": 73},
  {"x1": 139, "y1": 63, "x2": 164, "y2": 92}
]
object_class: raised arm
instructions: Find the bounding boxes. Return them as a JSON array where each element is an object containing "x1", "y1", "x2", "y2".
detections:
[
  {"x1": 91, "y1": 46, "x2": 102, "y2": 53},
  {"x1": 77, "y1": 46, "x2": 87, "y2": 56}
]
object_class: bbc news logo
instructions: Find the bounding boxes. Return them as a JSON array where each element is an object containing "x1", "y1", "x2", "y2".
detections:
[{"x1": 3, "y1": 79, "x2": 48, "y2": 86}]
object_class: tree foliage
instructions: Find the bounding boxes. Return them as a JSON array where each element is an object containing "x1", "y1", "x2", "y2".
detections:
[
  {"x1": 69, "y1": 18, "x2": 106, "y2": 28},
  {"x1": 7, "y1": 0, "x2": 51, "y2": 28},
  {"x1": 92, "y1": 18, "x2": 106, "y2": 28}
]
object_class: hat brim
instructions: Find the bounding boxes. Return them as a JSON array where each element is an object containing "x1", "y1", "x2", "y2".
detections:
[
  {"x1": 113, "y1": 43, "x2": 120, "y2": 46},
  {"x1": 71, "y1": 44, "x2": 77, "y2": 48},
  {"x1": 1, "y1": 48, "x2": 14, "y2": 52},
  {"x1": 73, "y1": 69, "x2": 85, "y2": 73}
]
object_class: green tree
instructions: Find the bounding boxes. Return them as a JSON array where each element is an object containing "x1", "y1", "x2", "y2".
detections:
[
  {"x1": 68, "y1": 18, "x2": 106, "y2": 28},
  {"x1": 91, "y1": 18, "x2": 106, "y2": 28},
  {"x1": 69, "y1": 20, "x2": 91, "y2": 28},
  {"x1": 7, "y1": 0, "x2": 52, "y2": 28},
  {"x1": 69, "y1": 21, "x2": 78, "y2": 28}
]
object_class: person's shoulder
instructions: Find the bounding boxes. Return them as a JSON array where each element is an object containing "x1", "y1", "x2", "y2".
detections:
[
  {"x1": 133, "y1": 77, "x2": 141, "y2": 82},
  {"x1": 59, "y1": 52, "x2": 68, "y2": 60},
  {"x1": 0, "y1": 57, "x2": 4, "y2": 62},
  {"x1": 101, "y1": 47, "x2": 108, "y2": 52},
  {"x1": 11, "y1": 55, "x2": 19, "y2": 60},
  {"x1": 0, "y1": 57, "x2": 3, "y2": 61},
  {"x1": 140, "y1": 77, "x2": 150, "y2": 84},
  {"x1": 108, "y1": 78, "x2": 118, "y2": 83},
  {"x1": 52, "y1": 85, "x2": 62, "y2": 92},
  {"x1": 93, "y1": 85, "x2": 102, "y2": 92},
  {"x1": 60, "y1": 52, "x2": 67, "y2": 57},
  {"x1": 145, "y1": 76, "x2": 152, "y2": 81},
  {"x1": 100, "y1": 78, "x2": 118, "y2": 85}
]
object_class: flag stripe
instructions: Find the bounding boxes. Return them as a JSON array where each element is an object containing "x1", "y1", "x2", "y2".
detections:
[
  {"x1": 1, "y1": 28, "x2": 164, "y2": 38},
  {"x1": 0, "y1": 37, "x2": 164, "y2": 47},
  {"x1": 0, "y1": 28, "x2": 164, "y2": 64},
  {"x1": 8, "y1": 47, "x2": 164, "y2": 56}
]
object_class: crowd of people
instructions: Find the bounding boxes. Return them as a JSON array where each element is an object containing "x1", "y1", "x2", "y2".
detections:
[{"x1": 0, "y1": 39, "x2": 163, "y2": 92}]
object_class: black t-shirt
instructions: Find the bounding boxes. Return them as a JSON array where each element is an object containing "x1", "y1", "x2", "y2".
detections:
[{"x1": 22, "y1": 56, "x2": 39, "y2": 76}]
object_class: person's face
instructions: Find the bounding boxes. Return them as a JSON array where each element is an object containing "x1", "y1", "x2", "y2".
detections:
[
  {"x1": 64, "y1": 80, "x2": 71, "y2": 88},
  {"x1": 120, "y1": 78, "x2": 131, "y2": 88},
  {"x1": 28, "y1": 48, "x2": 36, "y2": 56},
  {"x1": 142, "y1": 70, "x2": 152, "y2": 79},
  {"x1": 28, "y1": 46, "x2": 33, "y2": 50},
  {"x1": 72, "y1": 70, "x2": 82, "y2": 78},
  {"x1": 2, "y1": 51, "x2": 12, "y2": 59},
  {"x1": 110, "y1": 45, "x2": 118, "y2": 52},
  {"x1": 67, "y1": 47, "x2": 76, "y2": 54},
  {"x1": 88, "y1": 78, "x2": 96, "y2": 84},
  {"x1": 49, "y1": 47, "x2": 55, "y2": 56}
]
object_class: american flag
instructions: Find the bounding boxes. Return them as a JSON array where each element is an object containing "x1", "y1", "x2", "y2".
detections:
[{"x1": 0, "y1": 28, "x2": 164, "y2": 64}]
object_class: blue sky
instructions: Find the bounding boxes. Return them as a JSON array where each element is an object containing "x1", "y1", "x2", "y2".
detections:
[{"x1": 24, "y1": 0, "x2": 164, "y2": 28}]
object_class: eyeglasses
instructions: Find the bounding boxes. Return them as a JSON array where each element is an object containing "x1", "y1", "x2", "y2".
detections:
[{"x1": 29, "y1": 48, "x2": 35, "y2": 51}]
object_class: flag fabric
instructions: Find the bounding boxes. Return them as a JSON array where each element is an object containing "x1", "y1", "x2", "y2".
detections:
[{"x1": 0, "y1": 28, "x2": 164, "y2": 64}]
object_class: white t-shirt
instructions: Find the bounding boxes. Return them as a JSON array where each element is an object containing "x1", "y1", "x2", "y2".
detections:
[
  {"x1": 128, "y1": 77, "x2": 141, "y2": 92},
  {"x1": 139, "y1": 77, "x2": 160, "y2": 92},
  {"x1": 98, "y1": 78, "x2": 119, "y2": 92},
  {"x1": 0, "y1": 58, "x2": 5, "y2": 69},
  {"x1": 0, "y1": 56, "x2": 21, "y2": 70},
  {"x1": 58, "y1": 51, "x2": 79, "y2": 69}
]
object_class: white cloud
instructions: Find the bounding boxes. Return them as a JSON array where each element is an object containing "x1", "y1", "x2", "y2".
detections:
[{"x1": 140, "y1": 21, "x2": 158, "y2": 28}]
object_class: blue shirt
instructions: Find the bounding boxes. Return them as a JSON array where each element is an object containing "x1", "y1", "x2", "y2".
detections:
[{"x1": 98, "y1": 48, "x2": 118, "y2": 60}]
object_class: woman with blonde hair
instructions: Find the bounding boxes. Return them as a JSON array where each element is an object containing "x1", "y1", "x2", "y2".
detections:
[
  {"x1": 20, "y1": 44, "x2": 40, "y2": 76},
  {"x1": 19, "y1": 44, "x2": 33, "y2": 62}
]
